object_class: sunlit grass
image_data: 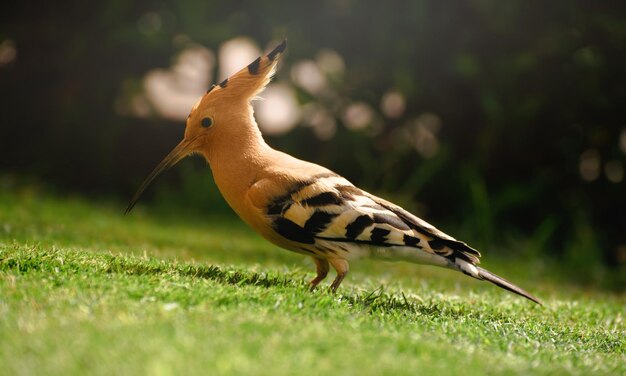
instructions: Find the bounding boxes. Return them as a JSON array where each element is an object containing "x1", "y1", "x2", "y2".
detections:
[{"x1": 0, "y1": 190, "x2": 624, "y2": 375}]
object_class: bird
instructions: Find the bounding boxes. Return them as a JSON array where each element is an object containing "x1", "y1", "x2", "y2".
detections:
[{"x1": 126, "y1": 40, "x2": 542, "y2": 305}]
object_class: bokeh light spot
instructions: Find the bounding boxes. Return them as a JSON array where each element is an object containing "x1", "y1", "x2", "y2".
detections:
[
  {"x1": 291, "y1": 60, "x2": 326, "y2": 95},
  {"x1": 142, "y1": 46, "x2": 214, "y2": 120},
  {"x1": 343, "y1": 102, "x2": 374, "y2": 130},
  {"x1": 0, "y1": 39, "x2": 17, "y2": 66},
  {"x1": 316, "y1": 49, "x2": 345, "y2": 76},
  {"x1": 255, "y1": 83, "x2": 300, "y2": 135},
  {"x1": 605, "y1": 160, "x2": 624, "y2": 183},
  {"x1": 218, "y1": 38, "x2": 260, "y2": 80},
  {"x1": 412, "y1": 113, "x2": 441, "y2": 158},
  {"x1": 380, "y1": 90, "x2": 406, "y2": 119},
  {"x1": 303, "y1": 104, "x2": 337, "y2": 140},
  {"x1": 579, "y1": 149, "x2": 601, "y2": 182}
]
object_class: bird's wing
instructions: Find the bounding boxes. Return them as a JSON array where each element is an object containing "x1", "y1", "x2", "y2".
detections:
[
  {"x1": 257, "y1": 172, "x2": 481, "y2": 264},
  {"x1": 364, "y1": 194, "x2": 481, "y2": 263}
]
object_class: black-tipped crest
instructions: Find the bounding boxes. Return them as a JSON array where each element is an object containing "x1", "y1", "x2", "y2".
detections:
[
  {"x1": 248, "y1": 57, "x2": 261, "y2": 75},
  {"x1": 201, "y1": 39, "x2": 287, "y2": 100},
  {"x1": 267, "y1": 39, "x2": 287, "y2": 61}
]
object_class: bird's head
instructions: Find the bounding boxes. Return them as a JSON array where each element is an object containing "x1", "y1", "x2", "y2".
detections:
[{"x1": 125, "y1": 39, "x2": 287, "y2": 214}]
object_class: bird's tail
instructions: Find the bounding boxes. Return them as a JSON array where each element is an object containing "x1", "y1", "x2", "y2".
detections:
[
  {"x1": 474, "y1": 265, "x2": 543, "y2": 305},
  {"x1": 452, "y1": 257, "x2": 542, "y2": 304}
]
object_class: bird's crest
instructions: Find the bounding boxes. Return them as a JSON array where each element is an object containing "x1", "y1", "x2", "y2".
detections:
[{"x1": 195, "y1": 39, "x2": 287, "y2": 109}]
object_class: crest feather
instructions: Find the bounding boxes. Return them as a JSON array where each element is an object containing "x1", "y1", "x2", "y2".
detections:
[{"x1": 209, "y1": 39, "x2": 287, "y2": 101}]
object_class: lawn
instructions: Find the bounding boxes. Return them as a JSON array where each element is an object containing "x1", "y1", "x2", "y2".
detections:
[{"x1": 0, "y1": 190, "x2": 624, "y2": 375}]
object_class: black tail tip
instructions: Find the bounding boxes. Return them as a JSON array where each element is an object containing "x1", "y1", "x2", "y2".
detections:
[
  {"x1": 267, "y1": 39, "x2": 287, "y2": 61},
  {"x1": 476, "y1": 266, "x2": 543, "y2": 305}
]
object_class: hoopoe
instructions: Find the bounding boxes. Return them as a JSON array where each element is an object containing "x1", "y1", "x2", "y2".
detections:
[{"x1": 126, "y1": 40, "x2": 542, "y2": 305}]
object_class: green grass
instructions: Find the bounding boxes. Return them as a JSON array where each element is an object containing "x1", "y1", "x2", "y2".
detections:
[{"x1": 0, "y1": 190, "x2": 624, "y2": 375}]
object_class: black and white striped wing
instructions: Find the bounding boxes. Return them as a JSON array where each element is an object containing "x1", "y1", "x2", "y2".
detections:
[{"x1": 266, "y1": 173, "x2": 481, "y2": 265}]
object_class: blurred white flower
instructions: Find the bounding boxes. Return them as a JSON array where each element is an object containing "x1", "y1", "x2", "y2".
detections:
[
  {"x1": 291, "y1": 60, "x2": 327, "y2": 95},
  {"x1": 302, "y1": 104, "x2": 337, "y2": 140},
  {"x1": 411, "y1": 113, "x2": 441, "y2": 158},
  {"x1": 605, "y1": 160, "x2": 623, "y2": 183},
  {"x1": 143, "y1": 47, "x2": 214, "y2": 120},
  {"x1": 380, "y1": 90, "x2": 406, "y2": 119},
  {"x1": 218, "y1": 37, "x2": 260, "y2": 80},
  {"x1": 343, "y1": 102, "x2": 374, "y2": 130},
  {"x1": 255, "y1": 83, "x2": 300, "y2": 135},
  {"x1": 579, "y1": 149, "x2": 601, "y2": 182},
  {"x1": 316, "y1": 49, "x2": 345, "y2": 76},
  {"x1": 0, "y1": 39, "x2": 17, "y2": 66}
]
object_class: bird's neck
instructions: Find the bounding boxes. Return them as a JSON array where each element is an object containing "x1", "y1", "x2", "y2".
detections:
[{"x1": 201, "y1": 107, "x2": 272, "y2": 215}]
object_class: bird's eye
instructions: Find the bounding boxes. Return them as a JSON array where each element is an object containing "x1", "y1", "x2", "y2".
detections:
[{"x1": 201, "y1": 117, "x2": 213, "y2": 128}]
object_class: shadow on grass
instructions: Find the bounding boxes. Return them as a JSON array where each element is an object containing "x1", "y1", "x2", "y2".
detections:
[
  {"x1": 1, "y1": 245, "x2": 514, "y2": 320},
  {"x1": 107, "y1": 257, "x2": 484, "y2": 319}
]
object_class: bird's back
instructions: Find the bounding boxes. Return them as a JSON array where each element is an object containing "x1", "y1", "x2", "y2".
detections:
[{"x1": 239, "y1": 148, "x2": 481, "y2": 273}]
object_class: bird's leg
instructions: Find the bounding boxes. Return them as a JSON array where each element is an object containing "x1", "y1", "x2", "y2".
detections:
[
  {"x1": 309, "y1": 257, "x2": 329, "y2": 291},
  {"x1": 328, "y1": 258, "x2": 349, "y2": 293}
]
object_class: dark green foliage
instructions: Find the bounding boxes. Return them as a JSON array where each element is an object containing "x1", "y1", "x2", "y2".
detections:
[{"x1": 0, "y1": 1, "x2": 625, "y2": 270}]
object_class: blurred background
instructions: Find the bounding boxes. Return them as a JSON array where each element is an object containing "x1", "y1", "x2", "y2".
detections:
[{"x1": 1, "y1": 1, "x2": 624, "y2": 288}]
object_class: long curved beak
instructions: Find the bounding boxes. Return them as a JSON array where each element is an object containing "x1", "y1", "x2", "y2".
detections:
[{"x1": 125, "y1": 138, "x2": 196, "y2": 214}]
